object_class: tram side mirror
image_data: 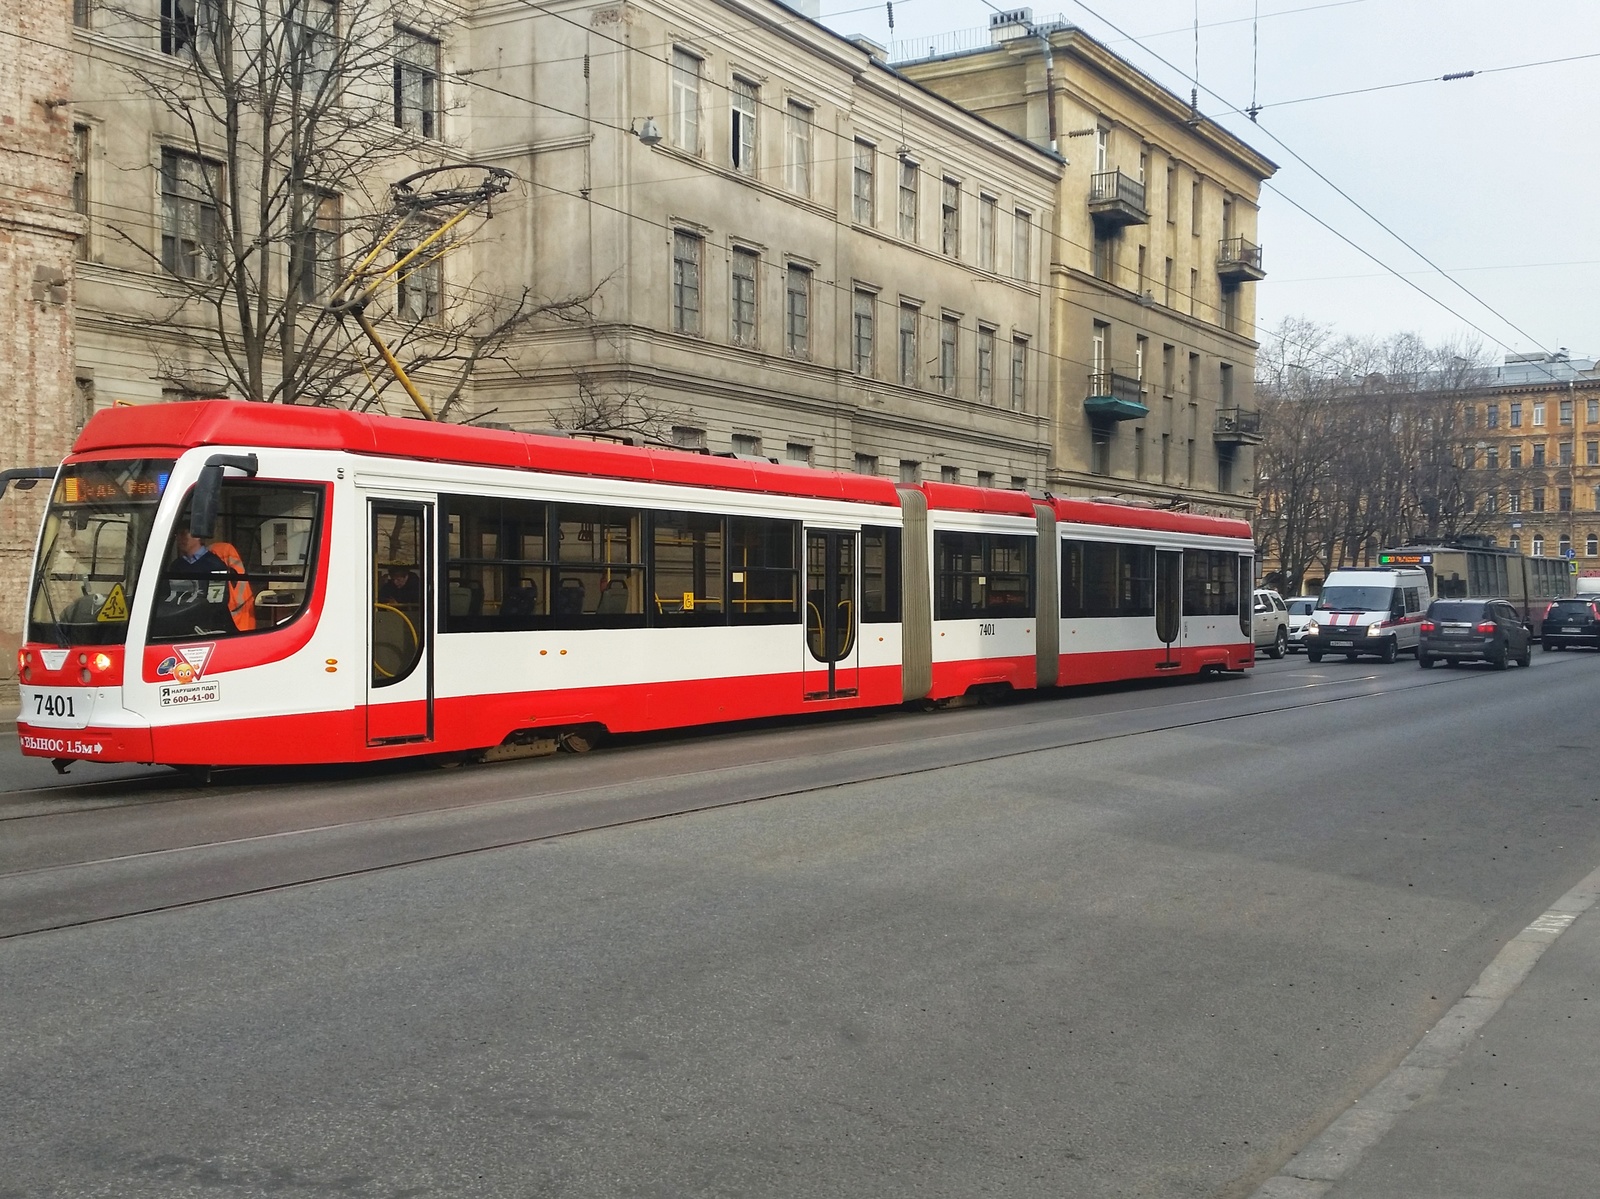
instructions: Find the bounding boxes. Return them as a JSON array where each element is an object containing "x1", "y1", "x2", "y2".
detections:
[{"x1": 190, "y1": 453, "x2": 259, "y2": 537}]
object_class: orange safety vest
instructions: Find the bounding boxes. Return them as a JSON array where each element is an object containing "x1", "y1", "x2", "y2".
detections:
[{"x1": 209, "y1": 541, "x2": 256, "y2": 631}]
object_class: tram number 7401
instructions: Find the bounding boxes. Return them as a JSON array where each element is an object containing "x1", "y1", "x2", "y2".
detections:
[
  {"x1": 33, "y1": 692, "x2": 77, "y2": 719},
  {"x1": 979, "y1": 623, "x2": 996, "y2": 637}
]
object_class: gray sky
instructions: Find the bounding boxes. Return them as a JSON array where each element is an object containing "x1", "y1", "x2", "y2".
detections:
[{"x1": 823, "y1": 0, "x2": 1600, "y2": 362}]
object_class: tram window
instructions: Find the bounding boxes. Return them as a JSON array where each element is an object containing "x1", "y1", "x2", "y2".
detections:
[
  {"x1": 861, "y1": 525, "x2": 901, "y2": 623},
  {"x1": 441, "y1": 494, "x2": 550, "y2": 631},
  {"x1": 1062, "y1": 539, "x2": 1154, "y2": 618},
  {"x1": 729, "y1": 517, "x2": 800, "y2": 624},
  {"x1": 651, "y1": 512, "x2": 725, "y2": 624},
  {"x1": 1181, "y1": 549, "x2": 1239, "y2": 617},
  {"x1": 936, "y1": 531, "x2": 1035, "y2": 619},
  {"x1": 552, "y1": 504, "x2": 646, "y2": 625},
  {"x1": 149, "y1": 483, "x2": 324, "y2": 643}
]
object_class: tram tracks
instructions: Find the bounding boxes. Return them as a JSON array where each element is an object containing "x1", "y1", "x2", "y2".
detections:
[{"x1": 0, "y1": 663, "x2": 1530, "y2": 940}]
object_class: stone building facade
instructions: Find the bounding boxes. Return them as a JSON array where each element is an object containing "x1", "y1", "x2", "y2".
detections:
[
  {"x1": 1, "y1": 0, "x2": 80, "y2": 679},
  {"x1": 897, "y1": 14, "x2": 1277, "y2": 518}
]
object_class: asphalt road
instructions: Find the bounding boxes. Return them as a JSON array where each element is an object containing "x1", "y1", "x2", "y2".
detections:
[{"x1": 3, "y1": 651, "x2": 1599, "y2": 1198}]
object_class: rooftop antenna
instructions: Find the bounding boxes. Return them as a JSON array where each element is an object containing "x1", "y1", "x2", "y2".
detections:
[
  {"x1": 1189, "y1": 0, "x2": 1201, "y2": 123},
  {"x1": 1247, "y1": 0, "x2": 1261, "y2": 122}
]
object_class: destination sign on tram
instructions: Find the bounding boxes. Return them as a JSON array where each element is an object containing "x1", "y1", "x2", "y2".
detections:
[
  {"x1": 1378, "y1": 551, "x2": 1432, "y2": 566},
  {"x1": 59, "y1": 465, "x2": 171, "y2": 505}
]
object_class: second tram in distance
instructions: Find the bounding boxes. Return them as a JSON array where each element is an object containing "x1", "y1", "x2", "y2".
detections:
[{"x1": 18, "y1": 401, "x2": 1255, "y2": 768}]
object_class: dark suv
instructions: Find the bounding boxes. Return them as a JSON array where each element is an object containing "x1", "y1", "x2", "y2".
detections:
[
  {"x1": 1541, "y1": 598, "x2": 1600, "y2": 651},
  {"x1": 1419, "y1": 599, "x2": 1532, "y2": 670}
]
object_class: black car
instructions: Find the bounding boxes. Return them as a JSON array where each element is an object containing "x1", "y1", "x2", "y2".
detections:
[
  {"x1": 1541, "y1": 598, "x2": 1600, "y2": 651},
  {"x1": 1418, "y1": 598, "x2": 1532, "y2": 670}
]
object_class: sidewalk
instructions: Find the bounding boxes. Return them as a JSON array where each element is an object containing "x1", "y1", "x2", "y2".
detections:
[{"x1": 1256, "y1": 865, "x2": 1600, "y2": 1199}]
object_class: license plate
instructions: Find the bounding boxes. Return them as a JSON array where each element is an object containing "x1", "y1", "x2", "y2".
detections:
[
  {"x1": 1563, "y1": 626, "x2": 1579, "y2": 633},
  {"x1": 22, "y1": 687, "x2": 93, "y2": 729},
  {"x1": 1330, "y1": 640, "x2": 1354, "y2": 647}
]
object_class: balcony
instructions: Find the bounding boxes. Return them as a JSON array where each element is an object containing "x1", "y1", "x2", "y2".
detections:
[
  {"x1": 1087, "y1": 170, "x2": 1147, "y2": 229},
  {"x1": 1084, "y1": 371, "x2": 1148, "y2": 422},
  {"x1": 1213, "y1": 407, "x2": 1263, "y2": 444},
  {"x1": 1217, "y1": 236, "x2": 1266, "y2": 282}
]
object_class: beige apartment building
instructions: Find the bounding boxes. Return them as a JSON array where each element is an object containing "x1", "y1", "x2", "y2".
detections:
[
  {"x1": 898, "y1": 11, "x2": 1277, "y2": 518},
  {"x1": 65, "y1": 0, "x2": 1061, "y2": 485},
  {"x1": 1, "y1": 0, "x2": 79, "y2": 675}
]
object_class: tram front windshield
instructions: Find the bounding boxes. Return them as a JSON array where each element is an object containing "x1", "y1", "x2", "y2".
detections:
[{"x1": 27, "y1": 460, "x2": 173, "y2": 647}]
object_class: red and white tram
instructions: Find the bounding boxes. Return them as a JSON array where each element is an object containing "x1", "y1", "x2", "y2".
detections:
[{"x1": 15, "y1": 401, "x2": 1255, "y2": 768}]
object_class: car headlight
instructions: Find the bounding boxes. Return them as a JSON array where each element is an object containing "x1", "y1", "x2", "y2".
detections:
[
  {"x1": 1368, "y1": 623, "x2": 1384, "y2": 638},
  {"x1": 1305, "y1": 621, "x2": 1319, "y2": 636}
]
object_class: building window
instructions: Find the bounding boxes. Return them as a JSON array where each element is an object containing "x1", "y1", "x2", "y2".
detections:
[
  {"x1": 939, "y1": 315, "x2": 959, "y2": 394},
  {"x1": 1508, "y1": 491, "x2": 1521, "y2": 513},
  {"x1": 1189, "y1": 268, "x2": 1199, "y2": 317},
  {"x1": 671, "y1": 230, "x2": 701, "y2": 334},
  {"x1": 293, "y1": 0, "x2": 337, "y2": 98},
  {"x1": 1165, "y1": 161, "x2": 1177, "y2": 222},
  {"x1": 979, "y1": 195, "x2": 997, "y2": 270},
  {"x1": 855, "y1": 453, "x2": 878, "y2": 475},
  {"x1": 672, "y1": 426, "x2": 706, "y2": 450},
  {"x1": 977, "y1": 326, "x2": 995, "y2": 402},
  {"x1": 941, "y1": 178, "x2": 961, "y2": 257},
  {"x1": 785, "y1": 101, "x2": 812, "y2": 196},
  {"x1": 1164, "y1": 257, "x2": 1174, "y2": 306},
  {"x1": 1532, "y1": 535, "x2": 1544, "y2": 556},
  {"x1": 1485, "y1": 492, "x2": 1497, "y2": 513},
  {"x1": 1217, "y1": 448, "x2": 1234, "y2": 492},
  {"x1": 1532, "y1": 488, "x2": 1545, "y2": 512},
  {"x1": 160, "y1": 148, "x2": 221, "y2": 279},
  {"x1": 1587, "y1": 534, "x2": 1597, "y2": 557},
  {"x1": 898, "y1": 159, "x2": 918, "y2": 240},
  {"x1": 74, "y1": 0, "x2": 91, "y2": 28},
  {"x1": 784, "y1": 265, "x2": 810, "y2": 357},
  {"x1": 899, "y1": 460, "x2": 920, "y2": 484},
  {"x1": 161, "y1": 0, "x2": 216, "y2": 56},
  {"x1": 1510, "y1": 534, "x2": 1520, "y2": 551},
  {"x1": 1094, "y1": 125, "x2": 1108, "y2": 171},
  {"x1": 1560, "y1": 398, "x2": 1574, "y2": 425},
  {"x1": 72, "y1": 126, "x2": 90, "y2": 260},
  {"x1": 732, "y1": 433, "x2": 761, "y2": 457},
  {"x1": 1510, "y1": 401, "x2": 1522, "y2": 427},
  {"x1": 1533, "y1": 401, "x2": 1546, "y2": 426},
  {"x1": 1559, "y1": 487, "x2": 1572, "y2": 512},
  {"x1": 852, "y1": 289, "x2": 874, "y2": 375},
  {"x1": 1510, "y1": 445, "x2": 1523, "y2": 468},
  {"x1": 977, "y1": 470, "x2": 994, "y2": 488},
  {"x1": 670, "y1": 49, "x2": 701, "y2": 152},
  {"x1": 730, "y1": 248, "x2": 757, "y2": 346},
  {"x1": 898, "y1": 303, "x2": 918, "y2": 386},
  {"x1": 1486, "y1": 404, "x2": 1499, "y2": 428},
  {"x1": 394, "y1": 28, "x2": 439, "y2": 138},
  {"x1": 1090, "y1": 428, "x2": 1111, "y2": 475},
  {"x1": 941, "y1": 465, "x2": 960, "y2": 484},
  {"x1": 1589, "y1": 398, "x2": 1599, "y2": 423},
  {"x1": 1560, "y1": 441, "x2": 1573, "y2": 466},
  {"x1": 1533, "y1": 443, "x2": 1546, "y2": 467},
  {"x1": 396, "y1": 231, "x2": 441, "y2": 322},
  {"x1": 852, "y1": 140, "x2": 874, "y2": 224},
  {"x1": 786, "y1": 443, "x2": 812, "y2": 467},
  {"x1": 295, "y1": 191, "x2": 340, "y2": 304},
  {"x1": 729, "y1": 76, "x2": 757, "y2": 173},
  {"x1": 1091, "y1": 232, "x2": 1112, "y2": 281},
  {"x1": 1013, "y1": 209, "x2": 1031, "y2": 281},
  {"x1": 1190, "y1": 179, "x2": 1201, "y2": 236},
  {"x1": 1010, "y1": 336, "x2": 1027, "y2": 411},
  {"x1": 1486, "y1": 446, "x2": 1499, "y2": 470},
  {"x1": 1588, "y1": 440, "x2": 1599, "y2": 466}
]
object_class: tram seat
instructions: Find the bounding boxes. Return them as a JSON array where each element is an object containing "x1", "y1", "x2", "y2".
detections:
[
  {"x1": 596, "y1": 580, "x2": 631, "y2": 614},
  {"x1": 500, "y1": 579, "x2": 539, "y2": 618},
  {"x1": 554, "y1": 577, "x2": 586, "y2": 615},
  {"x1": 449, "y1": 582, "x2": 482, "y2": 618}
]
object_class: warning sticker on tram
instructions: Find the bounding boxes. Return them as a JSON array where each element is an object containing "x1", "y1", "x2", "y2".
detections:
[
  {"x1": 159, "y1": 681, "x2": 220, "y2": 707},
  {"x1": 96, "y1": 583, "x2": 129, "y2": 622}
]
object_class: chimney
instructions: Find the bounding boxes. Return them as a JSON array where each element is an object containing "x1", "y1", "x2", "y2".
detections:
[{"x1": 989, "y1": 8, "x2": 1033, "y2": 43}]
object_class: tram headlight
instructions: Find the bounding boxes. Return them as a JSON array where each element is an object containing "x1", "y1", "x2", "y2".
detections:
[{"x1": 91, "y1": 652, "x2": 112, "y2": 672}]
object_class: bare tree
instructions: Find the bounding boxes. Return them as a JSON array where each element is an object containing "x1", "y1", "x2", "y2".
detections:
[
  {"x1": 548, "y1": 372, "x2": 699, "y2": 447},
  {"x1": 99, "y1": 0, "x2": 589, "y2": 415}
]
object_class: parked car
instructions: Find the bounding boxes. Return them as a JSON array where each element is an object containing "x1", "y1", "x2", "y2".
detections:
[
  {"x1": 1284, "y1": 596, "x2": 1317, "y2": 651},
  {"x1": 1251, "y1": 589, "x2": 1289, "y2": 659},
  {"x1": 1540, "y1": 598, "x2": 1600, "y2": 651},
  {"x1": 1419, "y1": 598, "x2": 1533, "y2": 670}
]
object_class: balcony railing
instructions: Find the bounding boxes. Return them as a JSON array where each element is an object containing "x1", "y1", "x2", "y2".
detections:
[
  {"x1": 1087, "y1": 169, "x2": 1148, "y2": 228},
  {"x1": 1217, "y1": 236, "x2": 1266, "y2": 282},
  {"x1": 1214, "y1": 406, "x2": 1264, "y2": 444},
  {"x1": 1084, "y1": 371, "x2": 1148, "y2": 421}
]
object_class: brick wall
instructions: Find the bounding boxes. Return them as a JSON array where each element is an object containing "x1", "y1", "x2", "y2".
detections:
[{"x1": 0, "y1": 0, "x2": 79, "y2": 684}]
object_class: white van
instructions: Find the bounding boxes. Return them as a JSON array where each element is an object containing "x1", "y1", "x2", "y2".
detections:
[{"x1": 1303, "y1": 567, "x2": 1431, "y2": 663}]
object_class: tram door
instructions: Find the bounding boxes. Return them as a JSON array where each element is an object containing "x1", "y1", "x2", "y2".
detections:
[
  {"x1": 367, "y1": 500, "x2": 434, "y2": 745},
  {"x1": 1154, "y1": 549, "x2": 1184, "y2": 669},
  {"x1": 804, "y1": 528, "x2": 859, "y2": 699}
]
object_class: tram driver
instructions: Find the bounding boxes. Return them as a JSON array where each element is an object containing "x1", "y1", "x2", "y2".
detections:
[{"x1": 151, "y1": 528, "x2": 255, "y2": 637}]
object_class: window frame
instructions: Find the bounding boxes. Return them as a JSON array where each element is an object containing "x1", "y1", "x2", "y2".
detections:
[
  {"x1": 671, "y1": 229, "x2": 702, "y2": 335},
  {"x1": 393, "y1": 26, "x2": 440, "y2": 139}
]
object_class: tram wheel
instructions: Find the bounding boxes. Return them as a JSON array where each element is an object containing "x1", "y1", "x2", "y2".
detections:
[{"x1": 557, "y1": 727, "x2": 602, "y2": 754}]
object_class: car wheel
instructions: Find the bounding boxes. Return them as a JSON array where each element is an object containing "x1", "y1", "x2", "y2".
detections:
[
  {"x1": 1541, "y1": 638, "x2": 1553, "y2": 651},
  {"x1": 1419, "y1": 653, "x2": 1434, "y2": 669},
  {"x1": 1518, "y1": 642, "x2": 1532, "y2": 668},
  {"x1": 1379, "y1": 637, "x2": 1397, "y2": 664},
  {"x1": 1492, "y1": 642, "x2": 1509, "y2": 670},
  {"x1": 1307, "y1": 651, "x2": 1322, "y2": 664},
  {"x1": 1268, "y1": 627, "x2": 1287, "y2": 659}
]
